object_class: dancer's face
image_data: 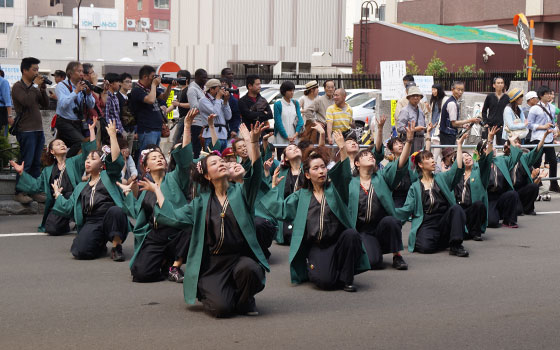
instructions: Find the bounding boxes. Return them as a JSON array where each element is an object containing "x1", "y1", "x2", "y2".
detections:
[
  {"x1": 144, "y1": 151, "x2": 167, "y2": 173},
  {"x1": 227, "y1": 161, "x2": 245, "y2": 181},
  {"x1": 85, "y1": 152, "x2": 103, "y2": 174},
  {"x1": 345, "y1": 139, "x2": 359, "y2": 153},
  {"x1": 50, "y1": 139, "x2": 67, "y2": 156},
  {"x1": 235, "y1": 140, "x2": 248, "y2": 159},
  {"x1": 463, "y1": 152, "x2": 473, "y2": 168},
  {"x1": 205, "y1": 155, "x2": 228, "y2": 181},
  {"x1": 418, "y1": 155, "x2": 436, "y2": 173},
  {"x1": 284, "y1": 144, "x2": 301, "y2": 161},
  {"x1": 355, "y1": 152, "x2": 375, "y2": 168},
  {"x1": 305, "y1": 158, "x2": 327, "y2": 186}
]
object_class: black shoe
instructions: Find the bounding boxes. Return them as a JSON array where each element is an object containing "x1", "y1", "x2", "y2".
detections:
[
  {"x1": 549, "y1": 184, "x2": 560, "y2": 193},
  {"x1": 237, "y1": 297, "x2": 259, "y2": 316},
  {"x1": 343, "y1": 284, "x2": 357, "y2": 292},
  {"x1": 168, "y1": 266, "x2": 184, "y2": 283},
  {"x1": 472, "y1": 234, "x2": 483, "y2": 241},
  {"x1": 526, "y1": 211, "x2": 537, "y2": 216},
  {"x1": 392, "y1": 255, "x2": 408, "y2": 270},
  {"x1": 111, "y1": 244, "x2": 125, "y2": 262},
  {"x1": 449, "y1": 244, "x2": 469, "y2": 257}
]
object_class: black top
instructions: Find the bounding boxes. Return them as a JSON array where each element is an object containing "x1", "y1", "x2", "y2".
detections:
[
  {"x1": 129, "y1": 85, "x2": 164, "y2": 133},
  {"x1": 488, "y1": 163, "x2": 507, "y2": 196},
  {"x1": 238, "y1": 93, "x2": 273, "y2": 128},
  {"x1": 178, "y1": 87, "x2": 190, "y2": 118},
  {"x1": 512, "y1": 161, "x2": 530, "y2": 190},
  {"x1": 206, "y1": 194, "x2": 248, "y2": 256},
  {"x1": 455, "y1": 176, "x2": 472, "y2": 208},
  {"x1": 80, "y1": 180, "x2": 114, "y2": 217},
  {"x1": 305, "y1": 195, "x2": 343, "y2": 247},
  {"x1": 482, "y1": 93, "x2": 509, "y2": 127},
  {"x1": 421, "y1": 181, "x2": 449, "y2": 215},
  {"x1": 393, "y1": 171, "x2": 411, "y2": 200},
  {"x1": 283, "y1": 170, "x2": 302, "y2": 199},
  {"x1": 356, "y1": 183, "x2": 387, "y2": 232},
  {"x1": 50, "y1": 165, "x2": 73, "y2": 199}
]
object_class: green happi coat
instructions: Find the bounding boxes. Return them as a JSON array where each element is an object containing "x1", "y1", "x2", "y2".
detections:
[
  {"x1": 16, "y1": 140, "x2": 98, "y2": 232},
  {"x1": 261, "y1": 158, "x2": 371, "y2": 284},
  {"x1": 492, "y1": 146, "x2": 523, "y2": 191},
  {"x1": 51, "y1": 154, "x2": 130, "y2": 232},
  {"x1": 395, "y1": 162, "x2": 465, "y2": 252},
  {"x1": 269, "y1": 165, "x2": 301, "y2": 244},
  {"x1": 154, "y1": 158, "x2": 270, "y2": 305},
  {"x1": 515, "y1": 145, "x2": 544, "y2": 183},
  {"x1": 462, "y1": 152, "x2": 494, "y2": 233},
  {"x1": 121, "y1": 144, "x2": 193, "y2": 268}
]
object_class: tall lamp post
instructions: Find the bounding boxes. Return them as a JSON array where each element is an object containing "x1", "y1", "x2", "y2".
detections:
[{"x1": 76, "y1": 0, "x2": 83, "y2": 60}]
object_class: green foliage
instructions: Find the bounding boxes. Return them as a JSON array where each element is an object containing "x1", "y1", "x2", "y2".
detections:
[
  {"x1": 406, "y1": 55, "x2": 420, "y2": 75},
  {"x1": 424, "y1": 51, "x2": 448, "y2": 77},
  {"x1": 515, "y1": 57, "x2": 541, "y2": 79},
  {"x1": 457, "y1": 64, "x2": 484, "y2": 75},
  {"x1": 0, "y1": 133, "x2": 19, "y2": 169},
  {"x1": 346, "y1": 36, "x2": 353, "y2": 52},
  {"x1": 354, "y1": 60, "x2": 365, "y2": 74},
  {"x1": 557, "y1": 46, "x2": 560, "y2": 68}
]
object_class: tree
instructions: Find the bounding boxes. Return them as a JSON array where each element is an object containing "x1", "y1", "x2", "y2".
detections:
[
  {"x1": 457, "y1": 64, "x2": 484, "y2": 74},
  {"x1": 406, "y1": 55, "x2": 420, "y2": 75},
  {"x1": 557, "y1": 46, "x2": 560, "y2": 68},
  {"x1": 424, "y1": 51, "x2": 448, "y2": 77},
  {"x1": 354, "y1": 60, "x2": 365, "y2": 74}
]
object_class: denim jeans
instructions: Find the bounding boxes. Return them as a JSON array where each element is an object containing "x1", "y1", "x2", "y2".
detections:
[
  {"x1": 136, "y1": 130, "x2": 161, "y2": 167},
  {"x1": 205, "y1": 138, "x2": 227, "y2": 152},
  {"x1": 16, "y1": 130, "x2": 45, "y2": 193}
]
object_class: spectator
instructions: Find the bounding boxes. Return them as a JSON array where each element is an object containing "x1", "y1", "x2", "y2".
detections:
[
  {"x1": 273, "y1": 81, "x2": 303, "y2": 145},
  {"x1": 116, "y1": 72, "x2": 135, "y2": 149},
  {"x1": 187, "y1": 68, "x2": 208, "y2": 158},
  {"x1": 104, "y1": 73, "x2": 124, "y2": 139},
  {"x1": 221, "y1": 78, "x2": 241, "y2": 139},
  {"x1": 0, "y1": 68, "x2": 12, "y2": 136},
  {"x1": 118, "y1": 137, "x2": 138, "y2": 190},
  {"x1": 199, "y1": 78, "x2": 231, "y2": 151},
  {"x1": 426, "y1": 83, "x2": 447, "y2": 163},
  {"x1": 502, "y1": 88, "x2": 528, "y2": 142},
  {"x1": 171, "y1": 70, "x2": 191, "y2": 144},
  {"x1": 482, "y1": 76, "x2": 509, "y2": 145},
  {"x1": 522, "y1": 91, "x2": 538, "y2": 117},
  {"x1": 397, "y1": 86, "x2": 427, "y2": 152},
  {"x1": 82, "y1": 63, "x2": 107, "y2": 125},
  {"x1": 55, "y1": 61, "x2": 95, "y2": 157},
  {"x1": 438, "y1": 81, "x2": 480, "y2": 146},
  {"x1": 307, "y1": 80, "x2": 335, "y2": 128},
  {"x1": 47, "y1": 69, "x2": 66, "y2": 103},
  {"x1": 527, "y1": 85, "x2": 560, "y2": 192},
  {"x1": 299, "y1": 80, "x2": 318, "y2": 122},
  {"x1": 220, "y1": 67, "x2": 240, "y2": 100},
  {"x1": 11, "y1": 57, "x2": 49, "y2": 204},
  {"x1": 239, "y1": 74, "x2": 272, "y2": 129},
  {"x1": 394, "y1": 81, "x2": 428, "y2": 119},
  {"x1": 129, "y1": 65, "x2": 174, "y2": 164},
  {"x1": 326, "y1": 88, "x2": 353, "y2": 144}
]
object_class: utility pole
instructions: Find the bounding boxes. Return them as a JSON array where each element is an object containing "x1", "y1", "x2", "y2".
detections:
[{"x1": 77, "y1": 0, "x2": 83, "y2": 60}]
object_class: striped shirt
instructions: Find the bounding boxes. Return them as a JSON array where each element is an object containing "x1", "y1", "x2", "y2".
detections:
[
  {"x1": 326, "y1": 102, "x2": 353, "y2": 132},
  {"x1": 105, "y1": 90, "x2": 124, "y2": 134}
]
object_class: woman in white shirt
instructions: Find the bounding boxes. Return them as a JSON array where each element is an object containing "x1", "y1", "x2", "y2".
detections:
[
  {"x1": 502, "y1": 88, "x2": 528, "y2": 142},
  {"x1": 273, "y1": 81, "x2": 303, "y2": 145},
  {"x1": 299, "y1": 80, "x2": 319, "y2": 122}
]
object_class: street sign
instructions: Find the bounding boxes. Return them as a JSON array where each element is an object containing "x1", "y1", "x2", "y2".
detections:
[{"x1": 513, "y1": 13, "x2": 530, "y2": 51}]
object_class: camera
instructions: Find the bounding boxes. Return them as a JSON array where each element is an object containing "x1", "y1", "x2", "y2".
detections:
[
  {"x1": 41, "y1": 75, "x2": 53, "y2": 85},
  {"x1": 224, "y1": 88, "x2": 239, "y2": 94},
  {"x1": 154, "y1": 75, "x2": 187, "y2": 86},
  {"x1": 82, "y1": 80, "x2": 104, "y2": 94}
]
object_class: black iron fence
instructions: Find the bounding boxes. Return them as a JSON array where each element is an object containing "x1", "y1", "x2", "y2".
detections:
[{"x1": 224, "y1": 70, "x2": 560, "y2": 93}]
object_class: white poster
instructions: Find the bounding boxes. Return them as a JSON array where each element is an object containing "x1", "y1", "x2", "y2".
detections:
[
  {"x1": 413, "y1": 75, "x2": 434, "y2": 95},
  {"x1": 380, "y1": 60, "x2": 406, "y2": 101},
  {"x1": 0, "y1": 64, "x2": 22, "y2": 86}
]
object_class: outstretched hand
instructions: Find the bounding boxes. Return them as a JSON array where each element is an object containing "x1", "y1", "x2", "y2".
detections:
[
  {"x1": 488, "y1": 125, "x2": 500, "y2": 140},
  {"x1": 377, "y1": 115, "x2": 387, "y2": 128},
  {"x1": 117, "y1": 181, "x2": 133, "y2": 196},
  {"x1": 239, "y1": 123, "x2": 250, "y2": 141},
  {"x1": 105, "y1": 119, "x2": 117, "y2": 138},
  {"x1": 272, "y1": 166, "x2": 285, "y2": 188},
  {"x1": 9, "y1": 160, "x2": 24, "y2": 175},
  {"x1": 185, "y1": 108, "x2": 198, "y2": 126},
  {"x1": 405, "y1": 121, "x2": 416, "y2": 142},
  {"x1": 333, "y1": 131, "x2": 345, "y2": 149},
  {"x1": 207, "y1": 114, "x2": 216, "y2": 127},
  {"x1": 51, "y1": 178, "x2": 63, "y2": 199},
  {"x1": 138, "y1": 178, "x2": 159, "y2": 193},
  {"x1": 458, "y1": 125, "x2": 471, "y2": 144},
  {"x1": 250, "y1": 121, "x2": 267, "y2": 143}
]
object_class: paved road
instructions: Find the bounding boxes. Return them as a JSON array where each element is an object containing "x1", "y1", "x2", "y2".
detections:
[{"x1": 1, "y1": 200, "x2": 560, "y2": 350}]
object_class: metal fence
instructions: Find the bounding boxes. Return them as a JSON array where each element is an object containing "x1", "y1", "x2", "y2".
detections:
[{"x1": 224, "y1": 70, "x2": 560, "y2": 93}]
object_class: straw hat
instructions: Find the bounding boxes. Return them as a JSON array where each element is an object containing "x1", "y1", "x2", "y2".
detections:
[
  {"x1": 406, "y1": 86, "x2": 423, "y2": 98},
  {"x1": 507, "y1": 88, "x2": 524, "y2": 102},
  {"x1": 304, "y1": 80, "x2": 319, "y2": 91}
]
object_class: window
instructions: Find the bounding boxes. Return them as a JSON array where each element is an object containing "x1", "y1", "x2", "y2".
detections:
[
  {"x1": 0, "y1": 22, "x2": 13, "y2": 34},
  {"x1": 55, "y1": 39, "x2": 62, "y2": 44},
  {"x1": 132, "y1": 42, "x2": 138, "y2": 47},
  {"x1": 0, "y1": 0, "x2": 14, "y2": 8},
  {"x1": 154, "y1": 0, "x2": 169, "y2": 9},
  {"x1": 153, "y1": 19, "x2": 169, "y2": 30},
  {"x1": 0, "y1": 48, "x2": 7, "y2": 57},
  {"x1": 142, "y1": 49, "x2": 148, "y2": 56},
  {"x1": 137, "y1": 0, "x2": 142, "y2": 10}
]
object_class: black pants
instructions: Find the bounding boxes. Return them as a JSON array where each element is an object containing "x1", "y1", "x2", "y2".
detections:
[
  {"x1": 55, "y1": 117, "x2": 85, "y2": 158},
  {"x1": 254, "y1": 217, "x2": 275, "y2": 260},
  {"x1": 191, "y1": 125, "x2": 203, "y2": 159},
  {"x1": 359, "y1": 216, "x2": 403, "y2": 269},
  {"x1": 306, "y1": 228, "x2": 363, "y2": 289},
  {"x1": 198, "y1": 255, "x2": 265, "y2": 318},
  {"x1": 487, "y1": 190, "x2": 519, "y2": 227},
  {"x1": 516, "y1": 183, "x2": 539, "y2": 215},
  {"x1": 439, "y1": 133, "x2": 457, "y2": 147},
  {"x1": 531, "y1": 140, "x2": 558, "y2": 187},
  {"x1": 393, "y1": 195, "x2": 407, "y2": 209},
  {"x1": 415, "y1": 204, "x2": 466, "y2": 253},
  {"x1": 44, "y1": 211, "x2": 71, "y2": 236},
  {"x1": 462, "y1": 200, "x2": 486, "y2": 238},
  {"x1": 131, "y1": 226, "x2": 191, "y2": 282},
  {"x1": 71, "y1": 207, "x2": 129, "y2": 260}
]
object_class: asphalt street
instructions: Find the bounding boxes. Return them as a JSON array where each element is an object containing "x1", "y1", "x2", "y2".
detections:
[{"x1": 1, "y1": 200, "x2": 560, "y2": 350}]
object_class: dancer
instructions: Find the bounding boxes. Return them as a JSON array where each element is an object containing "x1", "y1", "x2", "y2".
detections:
[
  {"x1": 12, "y1": 118, "x2": 98, "y2": 234},
  {"x1": 51, "y1": 120, "x2": 130, "y2": 261}
]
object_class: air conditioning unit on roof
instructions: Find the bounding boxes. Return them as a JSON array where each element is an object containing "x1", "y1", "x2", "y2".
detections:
[
  {"x1": 140, "y1": 18, "x2": 150, "y2": 29},
  {"x1": 126, "y1": 19, "x2": 136, "y2": 28}
]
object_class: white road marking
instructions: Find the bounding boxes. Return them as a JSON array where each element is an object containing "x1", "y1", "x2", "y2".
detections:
[
  {"x1": 536, "y1": 211, "x2": 560, "y2": 215},
  {"x1": 0, "y1": 232, "x2": 48, "y2": 237}
]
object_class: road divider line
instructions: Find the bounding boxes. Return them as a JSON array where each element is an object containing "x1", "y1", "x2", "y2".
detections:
[
  {"x1": 0, "y1": 232, "x2": 48, "y2": 237},
  {"x1": 535, "y1": 211, "x2": 560, "y2": 215}
]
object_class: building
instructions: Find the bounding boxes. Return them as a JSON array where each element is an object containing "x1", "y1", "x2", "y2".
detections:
[
  {"x1": 353, "y1": 21, "x2": 560, "y2": 73},
  {"x1": 27, "y1": 0, "x2": 115, "y2": 17},
  {"x1": 124, "y1": 0, "x2": 170, "y2": 32},
  {"x1": 170, "y1": 0, "x2": 352, "y2": 75},
  {"x1": 0, "y1": 0, "x2": 26, "y2": 58}
]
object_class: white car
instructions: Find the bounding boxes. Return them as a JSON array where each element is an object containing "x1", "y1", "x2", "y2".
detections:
[{"x1": 346, "y1": 92, "x2": 377, "y2": 128}]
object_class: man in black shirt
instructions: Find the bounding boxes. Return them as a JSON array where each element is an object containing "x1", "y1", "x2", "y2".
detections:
[
  {"x1": 172, "y1": 70, "x2": 191, "y2": 144},
  {"x1": 238, "y1": 74, "x2": 272, "y2": 129},
  {"x1": 482, "y1": 76, "x2": 509, "y2": 145}
]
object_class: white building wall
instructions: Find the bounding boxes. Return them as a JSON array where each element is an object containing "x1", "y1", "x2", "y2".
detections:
[
  {"x1": 0, "y1": 0, "x2": 27, "y2": 56},
  {"x1": 170, "y1": 0, "x2": 353, "y2": 74}
]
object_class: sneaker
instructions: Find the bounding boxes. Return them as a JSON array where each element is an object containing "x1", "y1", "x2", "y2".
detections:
[
  {"x1": 392, "y1": 255, "x2": 408, "y2": 270},
  {"x1": 449, "y1": 244, "x2": 469, "y2": 257},
  {"x1": 111, "y1": 244, "x2": 125, "y2": 262},
  {"x1": 502, "y1": 222, "x2": 519, "y2": 228},
  {"x1": 472, "y1": 234, "x2": 483, "y2": 241},
  {"x1": 343, "y1": 284, "x2": 357, "y2": 292},
  {"x1": 168, "y1": 266, "x2": 184, "y2": 283},
  {"x1": 31, "y1": 193, "x2": 46, "y2": 203},
  {"x1": 14, "y1": 193, "x2": 33, "y2": 204}
]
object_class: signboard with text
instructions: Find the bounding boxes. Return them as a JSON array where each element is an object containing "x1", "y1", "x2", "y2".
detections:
[
  {"x1": 413, "y1": 75, "x2": 434, "y2": 95},
  {"x1": 380, "y1": 60, "x2": 406, "y2": 101},
  {"x1": 0, "y1": 64, "x2": 22, "y2": 85},
  {"x1": 72, "y1": 7, "x2": 120, "y2": 30}
]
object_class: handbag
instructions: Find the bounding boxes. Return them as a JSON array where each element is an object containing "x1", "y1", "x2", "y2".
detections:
[{"x1": 505, "y1": 111, "x2": 528, "y2": 140}]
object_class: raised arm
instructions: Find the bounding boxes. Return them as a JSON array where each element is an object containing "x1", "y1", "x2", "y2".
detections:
[
  {"x1": 333, "y1": 131, "x2": 347, "y2": 162},
  {"x1": 399, "y1": 121, "x2": 415, "y2": 169},
  {"x1": 375, "y1": 115, "x2": 386, "y2": 155},
  {"x1": 106, "y1": 119, "x2": 121, "y2": 163},
  {"x1": 88, "y1": 115, "x2": 98, "y2": 142},
  {"x1": 456, "y1": 126, "x2": 471, "y2": 169},
  {"x1": 207, "y1": 114, "x2": 219, "y2": 148},
  {"x1": 182, "y1": 108, "x2": 198, "y2": 147}
]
